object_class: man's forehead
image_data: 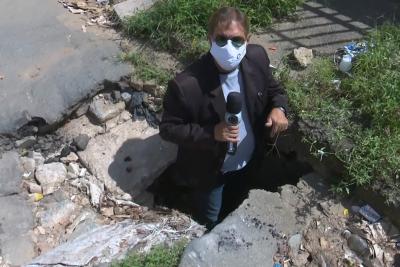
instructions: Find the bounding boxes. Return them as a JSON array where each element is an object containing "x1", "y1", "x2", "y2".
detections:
[{"x1": 214, "y1": 20, "x2": 246, "y2": 36}]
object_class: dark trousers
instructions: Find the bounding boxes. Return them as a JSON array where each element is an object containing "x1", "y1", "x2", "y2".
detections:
[{"x1": 193, "y1": 161, "x2": 254, "y2": 230}]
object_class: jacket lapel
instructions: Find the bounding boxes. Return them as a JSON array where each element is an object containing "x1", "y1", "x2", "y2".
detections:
[
  {"x1": 240, "y1": 56, "x2": 258, "y2": 124},
  {"x1": 206, "y1": 53, "x2": 226, "y2": 123}
]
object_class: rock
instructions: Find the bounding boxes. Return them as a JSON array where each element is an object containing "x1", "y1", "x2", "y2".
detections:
[
  {"x1": 35, "y1": 163, "x2": 67, "y2": 195},
  {"x1": 0, "y1": 151, "x2": 22, "y2": 196},
  {"x1": 105, "y1": 110, "x2": 132, "y2": 131},
  {"x1": 60, "y1": 145, "x2": 71, "y2": 158},
  {"x1": 66, "y1": 210, "x2": 101, "y2": 241},
  {"x1": 89, "y1": 96, "x2": 126, "y2": 123},
  {"x1": 130, "y1": 77, "x2": 144, "y2": 91},
  {"x1": 288, "y1": 233, "x2": 302, "y2": 255},
  {"x1": 15, "y1": 136, "x2": 36, "y2": 149},
  {"x1": 60, "y1": 152, "x2": 79, "y2": 164},
  {"x1": 113, "y1": 0, "x2": 156, "y2": 20},
  {"x1": 121, "y1": 92, "x2": 132, "y2": 104},
  {"x1": 143, "y1": 79, "x2": 158, "y2": 95},
  {"x1": 0, "y1": 195, "x2": 35, "y2": 265},
  {"x1": 56, "y1": 115, "x2": 104, "y2": 141},
  {"x1": 21, "y1": 156, "x2": 36, "y2": 179},
  {"x1": 89, "y1": 181, "x2": 104, "y2": 208},
  {"x1": 101, "y1": 207, "x2": 114, "y2": 217},
  {"x1": 180, "y1": 174, "x2": 327, "y2": 267},
  {"x1": 24, "y1": 181, "x2": 42, "y2": 194},
  {"x1": 78, "y1": 120, "x2": 177, "y2": 197},
  {"x1": 37, "y1": 199, "x2": 78, "y2": 229},
  {"x1": 27, "y1": 218, "x2": 204, "y2": 266},
  {"x1": 73, "y1": 134, "x2": 90, "y2": 151},
  {"x1": 74, "y1": 101, "x2": 90, "y2": 118},
  {"x1": 293, "y1": 47, "x2": 313, "y2": 67},
  {"x1": 67, "y1": 162, "x2": 80, "y2": 178},
  {"x1": 28, "y1": 151, "x2": 45, "y2": 166}
]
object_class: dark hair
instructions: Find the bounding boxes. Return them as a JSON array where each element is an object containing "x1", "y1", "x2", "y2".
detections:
[{"x1": 208, "y1": 7, "x2": 249, "y2": 37}]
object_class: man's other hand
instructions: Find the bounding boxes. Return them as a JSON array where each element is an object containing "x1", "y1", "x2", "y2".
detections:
[
  {"x1": 265, "y1": 108, "x2": 288, "y2": 137},
  {"x1": 214, "y1": 121, "x2": 239, "y2": 143}
]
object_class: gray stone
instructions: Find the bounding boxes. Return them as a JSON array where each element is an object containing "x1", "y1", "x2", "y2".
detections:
[
  {"x1": 35, "y1": 163, "x2": 67, "y2": 195},
  {"x1": 15, "y1": 136, "x2": 36, "y2": 149},
  {"x1": 0, "y1": 151, "x2": 22, "y2": 196},
  {"x1": 60, "y1": 152, "x2": 79, "y2": 164},
  {"x1": 0, "y1": 195, "x2": 35, "y2": 265},
  {"x1": 288, "y1": 233, "x2": 302, "y2": 255},
  {"x1": 73, "y1": 134, "x2": 90, "y2": 151},
  {"x1": 28, "y1": 151, "x2": 45, "y2": 166},
  {"x1": 293, "y1": 47, "x2": 313, "y2": 67},
  {"x1": 0, "y1": 0, "x2": 131, "y2": 134},
  {"x1": 89, "y1": 96, "x2": 126, "y2": 123},
  {"x1": 27, "y1": 218, "x2": 204, "y2": 266},
  {"x1": 67, "y1": 162, "x2": 80, "y2": 178},
  {"x1": 114, "y1": 0, "x2": 156, "y2": 20},
  {"x1": 56, "y1": 115, "x2": 104, "y2": 141},
  {"x1": 74, "y1": 101, "x2": 90, "y2": 118},
  {"x1": 121, "y1": 92, "x2": 132, "y2": 104},
  {"x1": 21, "y1": 156, "x2": 36, "y2": 179},
  {"x1": 180, "y1": 173, "x2": 328, "y2": 267},
  {"x1": 78, "y1": 120, "x2": 177, "y2": 197},
  {"x1": 37, "y1": 199, "x2": 78, "y2": 229},
  {"x1": 24, "y1": 180, "x2": 42, "y2": 194}
]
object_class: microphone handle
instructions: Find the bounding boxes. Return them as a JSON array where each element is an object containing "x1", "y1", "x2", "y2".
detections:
[{"x1": 227, "y1": 141, "x2": 237, "y2": 155}]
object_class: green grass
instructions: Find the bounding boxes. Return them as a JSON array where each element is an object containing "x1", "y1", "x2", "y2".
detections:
[
  {"x1": 123, "y1": 0, "x2": 303, "y2": 61},
  {"x1": 121, "y1": 51, "x2": 173, "y2": 86},
  {"x1": 281, "y1": 24, "x2": 400, "y2": 204},
  {"x1": 113, "y1": 240, "x2": 187, "y2": 267}
]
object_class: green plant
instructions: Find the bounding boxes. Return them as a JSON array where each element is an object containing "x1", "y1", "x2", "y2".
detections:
[
  {"x1": 113, "y1": 240, "x2": 188, "y2": 267},
  {"x1": 283, "y1": 25, "x2": 400, "y2": 205},
  {"x1": 121, "y1": 51, "x2": 173, "y2": 86},
  {"x1": 123, "y1": 0, "x2": 303, "y2": 61}
]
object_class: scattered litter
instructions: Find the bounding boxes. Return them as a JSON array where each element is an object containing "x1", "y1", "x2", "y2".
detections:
[
  {"x1": 81, "y1": 25, "x2": 87, "y2": 33},
  {"x1": 67, "y1": 6, "x2": 85, "y2": 14},
  {"x1": 32, "y1": 193, "x2": 44, "y2": 202},
  {"x1": 352, "y1": 204, "x2": 382, "y2": 223},
  {"x1": 343, "y1": 230, "x2": 371, "y2": 258},
  {"x1": 0, "y1": 75, "x2": 4, "y2": 80},
  {"x1": 343, "y1": 208, "x2": 349, "y2": 217},
  {"x1": 334, "y1": 41, "x2": 369, "y2": 72},
  {"x1": 339, "y1": 54, "x2": 352, "y2": 73},
  {"x1": 96, "y1": 0, "x2": 109, "y2": 5}
]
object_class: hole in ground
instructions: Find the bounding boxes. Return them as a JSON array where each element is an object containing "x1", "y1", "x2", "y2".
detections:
[{"x1": 148, "y1": 149, "x2": 312, "y2": 223}]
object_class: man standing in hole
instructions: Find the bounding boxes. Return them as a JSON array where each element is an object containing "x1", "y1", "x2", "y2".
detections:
[{"x1": 160, "y1": 7, "x2": 288, "y2": 230}]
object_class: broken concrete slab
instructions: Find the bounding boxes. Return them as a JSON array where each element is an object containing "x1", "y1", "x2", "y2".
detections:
[
  {"x1": 113, "y1": 0, "x2": 156, "y2": 20},
  {"x1": 88, "y1": 96, "x2": 126, "y2": 123},
  {"x1": 35, "y1": 163, "x2": 67, "y2": 195},
  {"x1": 180, "y1": 174, "x2": 328, "y2": 267},
  {"x1": 78, "y1": 120, "x2": 177, "y2": 198},
  {"x1": 0, "y1": 151, "x2": 22, "y2": 196},
  {"x1": 27, "y1": 217, "x2": 204, "y2": 266},
  {"x1": 0, "y1": 0, "x2": 131, "y2": 134},
  {"x1": 0, "y1": 195, "x2": 35, "y2": 266},
  {"x1": 56, "y1": 114, "x2": 104, "y2": 141}
]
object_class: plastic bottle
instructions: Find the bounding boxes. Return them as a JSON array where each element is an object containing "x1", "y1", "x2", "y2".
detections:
[
  {"x1": 343, "y1": 230, "x2": 370, "y2": 258},
  {"x1": 339, "y1": 54, "x2": 352, "y2": 73}
]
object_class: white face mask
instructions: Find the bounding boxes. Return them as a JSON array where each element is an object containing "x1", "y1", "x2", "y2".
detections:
[{"x1": 210, "y1": 40, "x2": 247, "y2": 71}]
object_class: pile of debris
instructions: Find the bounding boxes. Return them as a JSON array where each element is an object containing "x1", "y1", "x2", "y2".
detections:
[{"x1": 0, "y1": 78, "x2": 203, "y2": 266}]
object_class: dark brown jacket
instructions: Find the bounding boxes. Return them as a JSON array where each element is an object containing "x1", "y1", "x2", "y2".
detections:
[{"x1": 159, "y1": 44, "x2": 288, "y2": 189}]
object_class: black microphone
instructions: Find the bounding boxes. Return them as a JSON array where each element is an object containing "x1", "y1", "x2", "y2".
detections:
[{"x1": 225, "y1": 92, "x2": 242, "y2": 155}]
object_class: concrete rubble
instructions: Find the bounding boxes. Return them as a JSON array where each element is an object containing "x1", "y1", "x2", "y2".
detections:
[
  {"x1": 293, "y1": 47, "x2": 314, "y2": 67},
  {"x1": 113, "y1": 0, "x2": 157, "y2": 20},
  {"x1": 180, "y1": 173, "x2": 400, "y2": 267}
]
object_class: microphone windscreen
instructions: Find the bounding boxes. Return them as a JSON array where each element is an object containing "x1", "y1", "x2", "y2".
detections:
[{"x1": 226, "y1": 92, "x2": 242, "y2": 114}]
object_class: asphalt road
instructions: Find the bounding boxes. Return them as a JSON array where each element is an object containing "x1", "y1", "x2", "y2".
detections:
[{"x1": 0, "y1": 0, "x2": 131, "y2": 134}]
